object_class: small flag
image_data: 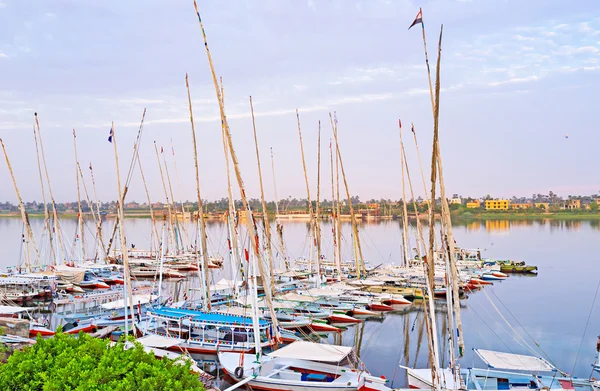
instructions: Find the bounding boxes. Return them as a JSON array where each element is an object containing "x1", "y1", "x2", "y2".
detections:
[
  {"x1": 411, "y1": 123, "x2": 416, "y2": 134},
  {"x1": 408, "y1": 8, "x2": 423, "y2": 30},
  {"x1": 398, "y1": 119, "x2": 402, "y2": 128},
  {"x1": 108, "y1": 128, "x2": 113, "y2": 143},
  {"x1": 89, "y1": 163, "x2": 93, "y2": 170},
  {"x1": 160, "y1": 146, "x2": 164, "y2": 153}
]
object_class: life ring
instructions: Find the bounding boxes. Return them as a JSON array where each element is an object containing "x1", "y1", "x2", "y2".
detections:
[{"x1": 234, "y1": 366, "x2": 244, "y2": 379}]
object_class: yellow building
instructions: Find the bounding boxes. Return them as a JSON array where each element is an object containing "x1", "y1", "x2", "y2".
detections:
[
  {"x1": 485, "y1": 200, "x2": 510, "y2": 210},
  {"x1": 510, "y1": 203, "x2": 531, "y2": 210},
  {"x1": 535, "y1": 202, "x2": 549, "y2": 210},
  {"x1": 565, "y1": 199, "x2": 581, "y2": 209},
  {"x1": 466, "y1": 200, "x2": 481, "y2": 209}
]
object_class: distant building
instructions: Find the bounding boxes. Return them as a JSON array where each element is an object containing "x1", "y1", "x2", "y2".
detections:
[
  {"x1": 510, "y1": 203, "x2": 531, "y2": 210},
  {"x1": 564, "y1": 199, "x2": 581, "y2": 209},
  {"x1": 466, "y1": 200, "x2": 481, "y2": 209},
  {"x1": 485, "y1": 200, "x2": 510, "y2": 210},
  {"x1": 535, "y1": 202, "x2": 549, "y2": 210},
  {"x1": 367, "y1": 203, "x2": 380, "y2": 209},
  {"x1": 449, "y1": 197, "x2": 462, "y2": 205}
]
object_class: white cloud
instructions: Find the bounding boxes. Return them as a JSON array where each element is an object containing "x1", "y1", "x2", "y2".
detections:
[
  {"x1": 45, "y1": 12, "x2": 56, "y2": 18},
  {"x1": 0, "y1": 2, "x2": 6, "y2": 8},
  {"x1": 487, "y1": 75, "x2": 539, "y2": 87},
  {"x1": 514, "y1": 35, "x2": 536, "y2": 41},
  {"x1": 0, "y1": 53, "x2": 7, "y2": 58},
  {"x1": 293, "y1": 85, "x2": 307, "y2": 92},
  {"x1": 119, "y1": 98, "x2": 166, "y2": 105}
]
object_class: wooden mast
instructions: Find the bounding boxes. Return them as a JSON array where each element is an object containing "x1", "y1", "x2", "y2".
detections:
[
  {"x1": 88, "y1": 163, "x2": 106, "y2": 260},
  {"x1": 161, "y1": 146, "x2": 183, "y2": 252},
  {"x1": 329, "y1": 139, "x2": 341, "y2": 281},
  {"x1": 399, "y1": 119, "x2": 436, "y2": 368},
  {"x1": 34, "y1": 113, "x2": 65, "y2": 264},
  {"x1": 219, "y1": 78, "x2": 244, "y2": 284},
  {"x1": 32, "y1": 125, "x2": 54, "y2": 264},
  {"x1": 153, "y1": 142, "x2": 177, "y2": 254},
  {"x1": 185, "y1": 73, "x2": 212, "y2": 309},
  {"x1": 73, "y1": 130, "x2": 86, "y2": 262},
  {"x1": 109, "y1": 122, "x2": 136, "y2": 334},
  {"x1": 250, "y1": 96, "x2": 276, "y2": 295},
  {"x1": 76, "y1": 163, "x2": 106, "y2": 261},
  {"x1": 0, "y1": 138, "x2": 40, "y2": 270},
  {"x1": 135, "y1": 153, "x2": 160, "y2": 253},
  {"x1": 192, "y1": 0, "x2": 281, "y2": 340},
  {"x1": 399, "y1": 122, "x2": 410, "y2": 267},
  {"x1": 270, "y1": 148, "x2": 288, "y2": 270},
  {"x1": 429, "y1": 26, "x2": 465, "y2": 366},
  {"x1": 329, "y1": 113, "x2": 365, "y2": 278},
  {"x1": 296, "y1": 110, "x2": 319, "y2": 282},
  {"x1": 315, "y1": 121, "x2": 323, "y2": 281}
]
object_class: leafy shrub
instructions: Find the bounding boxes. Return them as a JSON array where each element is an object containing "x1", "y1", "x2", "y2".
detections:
[{"x1": 0, "y1": 332, "x2": 204, "y2": 391}]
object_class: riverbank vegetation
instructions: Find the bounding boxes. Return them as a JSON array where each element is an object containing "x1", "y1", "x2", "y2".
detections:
[{"x1": 0, "y1": 332, "x2": 204, "y2": 390}]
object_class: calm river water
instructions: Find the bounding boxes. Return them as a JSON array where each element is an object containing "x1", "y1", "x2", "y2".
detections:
[{"x1": 0, "y1": 216, "x2": 599, "y2": 387}]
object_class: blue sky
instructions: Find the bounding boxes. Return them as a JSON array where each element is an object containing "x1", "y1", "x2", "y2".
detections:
[{"x1": 0, "y1": 0, "x2": 599, "y2": 204}]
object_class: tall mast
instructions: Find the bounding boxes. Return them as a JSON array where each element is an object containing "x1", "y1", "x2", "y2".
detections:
[
  {"x1": 34, "y1": 113, "x2": 65, "y2": 264},
  {"x1": 399, "y1": 122, "x2": 410, "y2": 267},
  {"x1": 109, "y1": 122, "x2": 136, "y2": 334},
  {"x1": 329, "y1": 113, "x2": 365, "y2": 278},
  {"x1": 400, "y1": 120, "x2": 438, "y2": 372},
  {"x1": 161, "y1": 146, "x2": 183, "y2": 252},
  {"x1": 329, "y1": 140, "x2": 341, "y2": 281},
  {"x1": 73, "y1": 130, "x2": 86, "y2": 263},
  {"x1": 219, "y1": 78, "x2": 244, "y2": 284},
  {"x1": 185, "y1": 74, "x2": 211, "y2": 309},
  {"x1": 170, "y1": 141, "x2": 190, "y2": 250},
  {"x1": 431, "y1": 26, "x2": 465, "y2": 378},
  {"x1": 296, "y1": 110, "x2": 320, "y2": 282},
  {"x1": 0, "y1": 138, "x2": 40, "y2": 270},
  {"x1": 76, "y1": 163, "x2": 106, "y2": 261},
  {"x1": 32, "y1": 125, "x2": 54, "y2": 264},
  {"x1": 250, "y1": 96, "x2": 276, "y2": 296},
  {"x1": 335, "y1": 137, "x2": 342, "y2": 278},
  {"x1": 135, "y1": 153, "x2": 160, "y2": 253},
  {"x1": 89, "y1": 163, "x2": 106, "y2": 261},
  {"x1": 153, "y1": 142, "x2": 177, "y2": 254},
  {"x1": 270, "y1": 148, "x2": 288, "y2": 270},
  {"x1": 315, "y1": 121, "x2": 323, "y2": 282},
  {"x1": 191, "y1": 1, "x2": 280, "y2": 340}
]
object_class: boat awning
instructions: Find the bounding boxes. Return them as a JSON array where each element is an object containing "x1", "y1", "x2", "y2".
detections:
[
  {"x1": 474, "y1": 349, "x2": 555, "y2": 371},
  {"x1": 0, "y1": 305, "x2": 36, "y2": 315},
  {"x1": 268, "y1": 341, "x2": 353, "y2": 363},
  {"x1": 136, "y1": 334, "x2": 180, "y2": 348},
  {"x1": 101, "y1": 294, "x2": 154, "y2": 310}
]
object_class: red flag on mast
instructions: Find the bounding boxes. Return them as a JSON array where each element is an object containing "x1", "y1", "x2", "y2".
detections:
[{"x1": 408, "y1": 8, "x2": 423, "y2": 30}]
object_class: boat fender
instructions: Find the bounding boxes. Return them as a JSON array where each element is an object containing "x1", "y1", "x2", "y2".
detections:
[{"x1": 234, "y1": 366, "x2": 244, "y2": 379}]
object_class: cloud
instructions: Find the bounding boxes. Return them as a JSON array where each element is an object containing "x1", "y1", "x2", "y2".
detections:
[
  {"x1": 45, "y1": 12, "x2": 56, "y2": 18},
  {"x1": 0, "y1": 53, "x2": 7, "y2": 58},
  {"x1": 0, "y1": 2, "x2": 6, "y2": 8},
  {"x1": 487, "y1": 75, "x2": 539, "y2": 87},
  {"x1": 514, "y1": 35, "x2": 536, "y2": 41},
  {"x1": 293, "y1": 85, "x2": 307, "y2": 92},
  {"x1": 119, "y1": 98, "x2": 166, "y2": 105}
]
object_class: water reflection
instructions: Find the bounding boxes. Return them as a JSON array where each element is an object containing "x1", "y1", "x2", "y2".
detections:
[{"x1": 1, "y1": 216, "x2": 600, "y2": 386}]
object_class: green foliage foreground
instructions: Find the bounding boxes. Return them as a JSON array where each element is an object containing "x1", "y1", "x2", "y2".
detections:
[{"x1": 0, "y1": 332, "x2": 204, "y2": 391}]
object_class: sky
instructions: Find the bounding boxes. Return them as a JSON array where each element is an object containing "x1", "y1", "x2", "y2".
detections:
[{"x1": 0, "y1": 0, "x2": 599, "y2": 204}]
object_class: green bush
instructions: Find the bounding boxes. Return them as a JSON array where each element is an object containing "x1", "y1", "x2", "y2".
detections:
[{"x1": 0, "y1": 332, "x2": 204, "y2": 391}]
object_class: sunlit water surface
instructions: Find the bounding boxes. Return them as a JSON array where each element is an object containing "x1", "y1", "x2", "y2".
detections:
[{"x1": 0, "y1": 217, "x2": 599, "y2": 387}]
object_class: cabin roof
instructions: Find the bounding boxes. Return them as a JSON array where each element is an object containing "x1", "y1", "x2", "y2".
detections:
[
  {"x1": 474, "y1": 349, "x2": 555, "y2": 371},
  {"x1": 268, "y1": 341, "x2": 353, "y2": 363},
  {"x1": 151, "y1": 307, "x2": 270, "y2": 326}
]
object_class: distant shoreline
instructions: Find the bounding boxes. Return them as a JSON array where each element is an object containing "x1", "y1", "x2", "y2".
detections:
[{"x1": 2, "y1": 210, "x2": 600, "y2": 221}]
